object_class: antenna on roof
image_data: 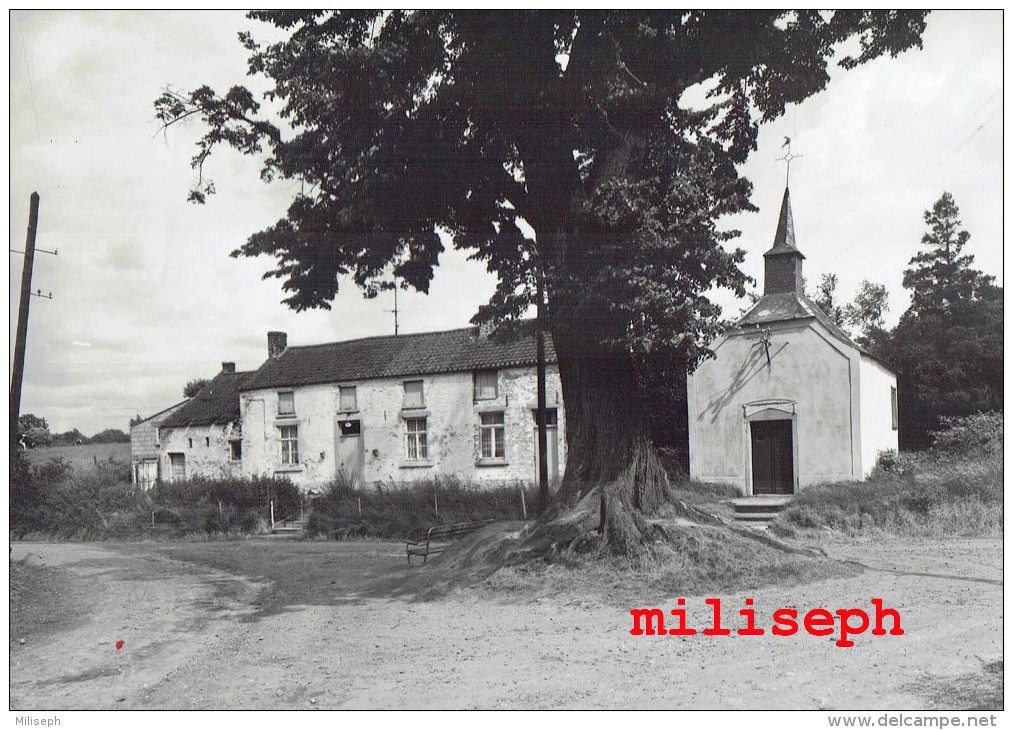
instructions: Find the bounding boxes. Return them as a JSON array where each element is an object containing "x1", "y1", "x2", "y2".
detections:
[{"x1": 385, "y1": 277, "x2": 400, "y2": 335}]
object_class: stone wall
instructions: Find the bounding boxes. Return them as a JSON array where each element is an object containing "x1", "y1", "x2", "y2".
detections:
[
  {"x1": 240, "y1": 365, "x2": 566, "y2": 491},
  {"x1": 158, "y1": 422, "x2": 242, "y2": 482}
]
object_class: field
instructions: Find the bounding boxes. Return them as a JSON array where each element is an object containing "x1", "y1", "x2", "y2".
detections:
[
  {"x1": 9, "y1": 535, "x2": 1003, "y2": 710},
  {"x1": 21, "y1": 442, "x2": 130, "y2": 471}
]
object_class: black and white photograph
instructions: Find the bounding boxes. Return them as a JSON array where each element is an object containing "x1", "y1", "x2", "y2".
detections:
[{"x1": 9, "y1": 10, "x2": 1003, "y2": 719}]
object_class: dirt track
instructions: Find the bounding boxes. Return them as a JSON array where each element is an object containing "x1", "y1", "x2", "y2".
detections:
[{"x1": 9, "y1": 537, "x2": 1002, "y2": 710}]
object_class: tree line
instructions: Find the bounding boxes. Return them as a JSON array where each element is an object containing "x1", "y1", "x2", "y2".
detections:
[
  {"x1": 16, "y1": 414, "x2": 130, "y2": 448},
  {"x1": 808, "y1": 192, "x2": 1001, "y2": 450}
]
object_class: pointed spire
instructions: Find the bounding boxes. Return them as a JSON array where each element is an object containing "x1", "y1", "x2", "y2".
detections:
[
  {"x1": 772, "y1": 187, "x2": 796, "y2": 250},
  {"x1": 763, "y1": 187, "x2": 805, "y2": 296}
]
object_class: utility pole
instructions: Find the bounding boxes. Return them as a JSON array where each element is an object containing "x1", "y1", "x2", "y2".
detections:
[
  {"x1": 10, "y1": 193, "x2": 41, "y2": 451},
  {"x1": 386, "y1": 277, "x2": 400, "y2": 335},
  {"x1": 535, "y1": 272, "x2": 549, "y2": 515}
]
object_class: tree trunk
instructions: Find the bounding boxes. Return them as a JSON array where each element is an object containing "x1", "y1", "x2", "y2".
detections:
[{"x1": 513, "y1": 325, "x2": 713, "y2": 563}]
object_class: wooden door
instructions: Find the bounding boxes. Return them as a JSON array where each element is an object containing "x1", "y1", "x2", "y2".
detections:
[
  {"x1": 750, "y1": 420, "x2": 794, "y2": 495},
  {"x1": 136, "y1": 460, "x2": 158, "y2": 490},
  {"x1": 168, "y1": 453, "x2": 186, "y2": 481},
  {"x1": 337, "y1": 419, "x2": 365, "y2": 486},
  {"x1": 533, "y1": 409, "x2": 560, "y2": 488}
]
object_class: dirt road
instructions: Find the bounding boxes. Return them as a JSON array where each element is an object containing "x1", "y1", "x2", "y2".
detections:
[{"x1": 9, "y1": 537, "x2": 1002, "y2": 710}]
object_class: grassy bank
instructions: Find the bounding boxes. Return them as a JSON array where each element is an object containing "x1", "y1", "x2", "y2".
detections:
[{"x1": 771, "y1": 413, "x2": 1002, "y2": 538}]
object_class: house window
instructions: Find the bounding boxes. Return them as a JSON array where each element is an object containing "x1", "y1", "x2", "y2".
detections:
[
  {"x1": 479, "y1": 412, "x2": 506, "y2": 459},
  {"x1": 403, "y1": 380, "x2": 424, "y2": 408},
  {"x1": 339, "y1": 386, "x2": 357, "y2": 411},
  {"x1": 532, "y1": 408, "x2": 558, "y2": 426},
  {"x1": 188, "y1": 438, "x2": 193, "y2": 448},
  {"x1": 405, "y1": 418, "x2": 428, "y2": 460},
  {"x1": 205, "y1": 437, "x2": 210, "y2": 447},
  {"x1": 280, "y1": 425, "x2": 299, "y2": 464},
  {"x1": 230, "y1": 440, "x2": 242, "y2": 461},
  {"x1": 891, "y1": 386, "x2": 898, "y2": 431},
  {"x1": 474, "y1": 370, "x2": 498, "y2": 401},
  {"x1": 278, "y1": 391, "x2": 295, "y2": 416}
]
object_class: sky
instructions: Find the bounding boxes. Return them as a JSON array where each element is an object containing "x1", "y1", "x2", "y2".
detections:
[{"x1": 8, "y1": 10, "x2": 1004, "y2": 435}]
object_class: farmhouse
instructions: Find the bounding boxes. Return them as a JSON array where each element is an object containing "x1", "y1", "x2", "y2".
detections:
[
  {"x1": 687, "y1": 187, "x2": 899, "y2": 495},
  {"x1": 129, "y1": 399, "x2": 187, "y2": 488},
  {"x1": 154, "y1": 364, "x2": 255, "y2": 483},
  {"x1": 238, "y1": 327, "x2": 566, "y2": 490}
]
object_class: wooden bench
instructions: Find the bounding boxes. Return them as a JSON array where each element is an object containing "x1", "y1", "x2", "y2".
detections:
[{"x1": 405, "y1": 519, "x2": 493, "y2": 565}]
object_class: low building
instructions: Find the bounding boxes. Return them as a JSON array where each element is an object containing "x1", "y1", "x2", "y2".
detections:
[
  {"x1": 687, "y1": 187, "x2": 899, "y2": 495},
  {"x1": 130, "y1": 400, "x2": 187, "y2": 489},
  {"x1": 155, "y1": 363, "x2": 255, "y2": 482},
  {"x1": 239, "y1": 327, "x2": 566, "y2": 490}
]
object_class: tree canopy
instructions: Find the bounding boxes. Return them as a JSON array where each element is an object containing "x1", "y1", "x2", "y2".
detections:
[
  {"x1": 157, "y1": 10, "x2": 927, "y2": 557},
  {"x1": 883, "y1": 192, "x2": 1001, "y2": 449},
  {"x1": 183, "y1": 378, "x2": 211, "y2": 399}
]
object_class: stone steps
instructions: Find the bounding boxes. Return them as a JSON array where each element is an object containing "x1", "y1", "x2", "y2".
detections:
[{"x1": 731, "y1": 496, "x2": 793, "y2": 526}]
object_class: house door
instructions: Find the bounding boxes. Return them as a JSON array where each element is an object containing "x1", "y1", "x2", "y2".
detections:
[
  {"x1": 336, "y1": 419, "x2": 365, "y2": 486},
  {"x1": 168, "y1": 453, "x2": 186, "y2": 481},
  {"x1": 532, "y1": 408, "x2": 560, "y2": 487},
  {"x1": 750, "y1": 420, "x2": 794, "y2": 495},
  {"x1": 136, "y1": 460, "x2": 158, "y2": 490}
]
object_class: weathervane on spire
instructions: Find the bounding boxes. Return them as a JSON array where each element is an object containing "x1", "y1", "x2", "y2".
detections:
[{"x1": 775, "y1": 137, "x2": 802, "y2": 186}]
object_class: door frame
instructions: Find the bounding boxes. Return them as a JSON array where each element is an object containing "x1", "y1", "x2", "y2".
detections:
[
  {"x1": 335, "y1": 417, "x2": 365, "y2": 486},
  {"x1": 742, "y1": 400, "x2": 798, "y2": 496}
]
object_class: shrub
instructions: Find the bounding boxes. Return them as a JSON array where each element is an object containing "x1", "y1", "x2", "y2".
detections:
[
  {"x1": 306, "y1": 476, "x2": 537, "y2": 539},
  {"x1": 10, "y1": 457, "x2": 297, "y2": 540},
  {"x1": 771, "y1": 415, "x2": 1002, "y2": 538},
  {"x1": 931, "y1": 412, "x2": 1002, "y2": 456}
]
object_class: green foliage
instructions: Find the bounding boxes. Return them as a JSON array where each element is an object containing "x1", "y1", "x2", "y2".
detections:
[
  {"x1": 879, "y1": 193, "x2": 1002, "y2": 449},
  {"x1": 305, "y1": 476, "x2": 537, "y2": 539},
  {"x1": 50, "y1": 429, "x2": 85, "y2": 446},
  {"x1": 183, "y1": 377, "x2": 211, "y2": 398},
  {"x1": 18, "y1": 413, "x2": 49, "y2": 432},
  {"x1": 88, "y1": 428, "x2": 130, "y2": 444},
  {"x1": 770, "y1": 417, "x2": 1002, "y2": 538},
  {"x1": 929, "y1": 412, "x2": 1002, "y2": 455},
  {"x1": 155, "y1": 10, "x2": 926, "y2": 368},
  {"x1": 811, "y1": 273, "x2": 848, "y2": 329},
  {"x1": 10, "y1": 456, "x2": 299, "y2": 540},
  {"x1": 903, "y1": 192, "x2": 996, "y2": 314}
]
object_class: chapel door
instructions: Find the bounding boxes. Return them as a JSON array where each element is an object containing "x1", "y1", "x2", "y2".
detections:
[
  {"x1": 336, "y1": 418, "x2": 365, "y2": 486},
  {"x1": 750, "y1": 420, "x2": 794, "y2": 495}
]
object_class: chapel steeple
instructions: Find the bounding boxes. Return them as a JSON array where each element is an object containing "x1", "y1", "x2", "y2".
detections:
[{"x1": 762, "y1": 187, "x2": 806, "y2": 296}]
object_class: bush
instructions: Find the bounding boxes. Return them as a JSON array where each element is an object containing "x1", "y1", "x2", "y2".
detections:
[
  {"x1": 771, "y1": 415, "x2": 1002, "y2": 538},
  {"x1": 306, "y1": 476, "x2": 537, "y2": 539},
  {"x1": 10, "y1": 456, "x2": 297, "y2": 540},
  {"x1": 930, "y1": 412, "x2": 1002, "y2": 455}
]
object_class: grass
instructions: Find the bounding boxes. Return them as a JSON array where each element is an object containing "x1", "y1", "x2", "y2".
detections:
[
  {"x1": 306, "y1": 475, "x2": 538, "y2": 539},
  {"x1": 770, "y1": 413, "x2": 1002, "y2": 539},
  {"x1": 22, "y1": 442, "x2": 130, "y2": 471},
  {"x1": 10, "y1": 453, "x2": 300, "y2": 540}
]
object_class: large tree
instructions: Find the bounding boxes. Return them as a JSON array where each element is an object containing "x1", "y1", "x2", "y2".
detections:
[
  {"x1": 885, "y1": 193, "x2": 1001, "y2": 449},
  {"x1": 157, "y1": 10, "x2": 926, "y2": 557}
]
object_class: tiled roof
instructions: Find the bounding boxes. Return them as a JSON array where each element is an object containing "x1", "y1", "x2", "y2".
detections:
[
  {"x1": 160, "y1": 371, "x2": 256, "y2": 428},
  {"x1": 243, "y1": 324, "x2": 556, "y2": 391},
  {"x1": 735, "y1": 292, "x2": 895, "y2": 371}
]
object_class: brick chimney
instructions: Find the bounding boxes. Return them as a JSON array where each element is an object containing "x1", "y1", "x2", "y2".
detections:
[
  {"x1": 762, "y1": 187, "x2": 806, "y2": 296},
  {"x1": 221, "y1": 362, "x2": 236, "y2": 374},
  {"x1": 268, "y1": 331, "x2": 288, "y2": 359}
]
